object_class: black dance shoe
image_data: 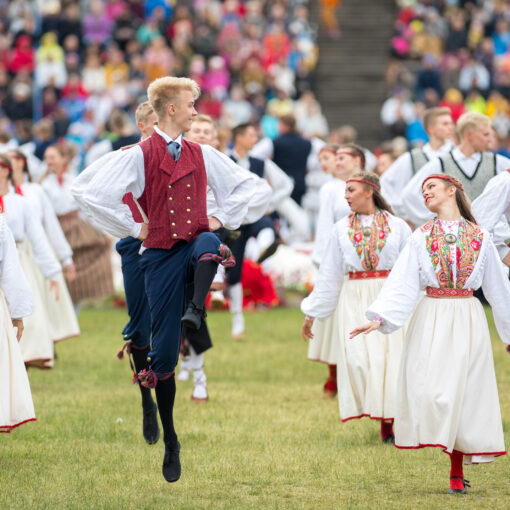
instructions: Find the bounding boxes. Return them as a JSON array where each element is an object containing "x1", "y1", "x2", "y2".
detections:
[
  {"x1": 181, "y1": 302, "x2": 205, "y2": 330},
  {"x1": 142, "y1": 401, "x2": 160, "y2": 445},
  {"x1": 162, "y1": 441, "x2": 181, "y2": 483},
  {"x1": 256, "y1": 239, "x2": 280, "y2": 264},
  {"x1": 448, "y1": 477, "x2": 470, "y2": 494},
  {"x1": 382, "y1": 434, "x2": 395, "y2": 444}
]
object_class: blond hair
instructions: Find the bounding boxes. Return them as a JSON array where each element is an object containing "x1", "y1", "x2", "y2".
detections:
[
  {"x1": 135, "y1": 101, "x2": 154, "y2": 124},
  {"x1": 456, "y1": 112, "x2": 491, "y2": 138},
  {"x1": 191, "y1": 114, "x2": 214, "y2": 125},
  {"x1": 147, "y1": 77, "x2": 200, "y2": 119},
  {"x1": 423, "y1": 107, "x2": 451, "y2": 132}
]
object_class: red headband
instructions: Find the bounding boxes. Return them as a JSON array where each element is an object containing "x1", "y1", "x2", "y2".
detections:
[
  {"x1": 0, "y1": 162, "x2": 12, "y2": 171},
  {"x1": 319, "y1": 147, "x2": 337, "y2": 155},
  {"x1": 346, "y1": 177, "x2": 381, "y2": 192},
  {"x1": 422, "y1": 174, "x2": 464, "y2": 192}
]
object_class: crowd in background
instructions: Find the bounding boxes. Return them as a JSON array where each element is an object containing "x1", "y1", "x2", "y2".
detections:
[{"x1": 382, "y1": 0, "x2": 510, "y2": 157}]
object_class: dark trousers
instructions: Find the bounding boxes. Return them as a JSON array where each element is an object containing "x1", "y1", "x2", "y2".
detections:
[
  {"x1": 226, "y1": 215, "x2": 274, "y2": 286},
  {"x1": 116, "y1": 237, "x2": 151, "y2": 348},
  {"x1": 140, "y1": 233, "x2": 221, "y2": 378}
]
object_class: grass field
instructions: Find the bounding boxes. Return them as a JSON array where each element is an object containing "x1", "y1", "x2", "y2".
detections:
[{"x1": 1, "y1": 306, "x2": 509, "y2": 509}]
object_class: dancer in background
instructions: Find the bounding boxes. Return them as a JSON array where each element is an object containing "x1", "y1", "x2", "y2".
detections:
[
  {"x1": 41, "y1": 144, "x2": 114, "y2": 313},
  {"x1": 72, "y1": 77, "x2": 271, "y2": 483},
  {"x1": 0, "y1": 213, "x2": 36, "y2": 433},
  {"x1": 302, "y1": 172, "x2": 411, "y2": 442},
  {"x1": 9, "y1": 149, "x2": 80, "y2": 343},
  {"x1": 309, "y1": 144, "x2": 364, "y2": 398},
  {"x1": 351, "y1": 174, "x2": 510, "y2": 494}
]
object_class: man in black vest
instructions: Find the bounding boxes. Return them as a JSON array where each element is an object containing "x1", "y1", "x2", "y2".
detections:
[
  {"x1": 272, "y1": 114, "x2": 312, "y2": 205},
  {"x1": 227, "y1": 123, "x2": 293, "y2": 338}
]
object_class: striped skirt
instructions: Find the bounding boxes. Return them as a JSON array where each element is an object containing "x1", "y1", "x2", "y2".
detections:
[{"x1": 58, "y1": 211, "x2": 114, "y2": 302}]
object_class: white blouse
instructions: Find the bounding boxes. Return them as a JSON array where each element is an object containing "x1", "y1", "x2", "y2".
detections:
[
  {"x1": 302, "y1": 212, "x2": 412, "y2": 319},
  {"x1": 366, "y1": 224, "x2": 510, "y2": 344},
  {"x1": 0, "y1": 214, "x2": 34, "y2": 319},
  {"x1": 41, "y1": 173, "x2": 79, "y2": 216},
  {"x1": 472, "y1": 171, "x2": 510, "y2": 260},
  {"x1": 18, "y1": 182, "x2": 73, "y2": 266},
  {"x1": 71, "y1": 127, "x2": 271, "y2": 240},
  {"x1": 311, "y1": 178, "x2": 351, "y2": 266},
  {"x1": 3, "y1": 193, "x2": 62, "y2": 279}
]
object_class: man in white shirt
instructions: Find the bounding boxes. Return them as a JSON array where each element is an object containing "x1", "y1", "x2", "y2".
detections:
[
  {"x1": 380, "y1": 107, "x2": 454, "y2": 217},
  {"x1": 72, "y1": 77, "x2": 271, "y2": 483},
  {"x1": 401, "y1": 112, "x2": 510, "y2": 227}
]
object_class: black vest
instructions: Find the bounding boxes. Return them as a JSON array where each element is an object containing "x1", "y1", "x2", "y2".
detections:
[{"x1": 230, "y1": 154, "x2": 265, "y2": 178}]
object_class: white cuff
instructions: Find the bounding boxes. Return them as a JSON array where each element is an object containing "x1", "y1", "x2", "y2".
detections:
[{"x1": 130, "y1": 222, "x2": 142, "y2": 239}]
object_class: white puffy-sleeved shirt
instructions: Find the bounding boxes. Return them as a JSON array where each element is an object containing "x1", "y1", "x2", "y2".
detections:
[
  {"x1": 18, "y1": 181, "x2": 73, "y2": 266},
  {"x1": 301, "y1": 212, "x2": 412, "y2": 319},
  {"x1": 71, "y1": 127, "x2": 271, "y2": 240},
  {"x1": 366, "y1": 221, "x2": 510, "y2": 344},
  {"x1": 311, "y1": 179, "x2": 351, "y2": 266},
  {"x1": 472, "y1": 171, "x2": 510, "y2": 260},
  {"x1": 3, "y1": 193, "x2": 62, "y2": 279},
  {"x1": 41, "y1": 172, "x2": 79, "y2": 216},
  {"x1": 380, "y1": 141, "x2": 453, "y2": 217},
  {"x1": 0, "y1": 214, "x2": 34, "y2": 319},
  {"x1": 401, "y1": 148, "x2": 510, "y2": 226}
]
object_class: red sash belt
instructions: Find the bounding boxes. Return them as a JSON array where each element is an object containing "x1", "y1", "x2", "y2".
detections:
[
  {"x1": 426, "y1": 287, "x2": 473, "y2": 298},
  {"x1": 348, "y1": 270, "x2": 391, "y2": 280}
]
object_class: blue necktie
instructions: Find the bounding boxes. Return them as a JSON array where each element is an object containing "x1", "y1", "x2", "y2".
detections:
[{"x1": 167, "y1": 140, "x2": 181, "y2": 162}]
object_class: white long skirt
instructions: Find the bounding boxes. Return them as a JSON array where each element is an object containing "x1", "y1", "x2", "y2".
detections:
[
  {"x1": 338, "y1": 277, "x2": 405, "y2": 421},
  {"x1": 308, "y1": 296, "x2": 341, "y2": 365},
  {"x1": 0, "y1": 290, "x2": 36, "y2": 433},
  {"x1": 36, "y1": 269, "x2": 80, "y2": 343},
  {"x1": 395, "y1": 295, "x2": 506, "y2": 464},
  {"x1": 17, "y1": 241, "x2": 54, "y2": 368}
]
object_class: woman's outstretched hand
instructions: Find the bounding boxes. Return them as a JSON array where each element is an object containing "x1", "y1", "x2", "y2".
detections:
[
  {"x1": 349, "y1": 321, "x2": 380, "y2": 339},
  {"x1": 302, "y1": 317, "x2": 315, "y2": 341}
]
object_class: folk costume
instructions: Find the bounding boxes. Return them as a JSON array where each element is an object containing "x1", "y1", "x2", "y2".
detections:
[
  {"x1": 17, "y1": 181, "x2": 79, "y2": 342},
  {"x1": 366, "y1": 215, "x2": 510, "y2": 465},
  {"x1": 2, "y1": 192, "x2": 61, "y2": 368},
  {"x1": 401, "y1": 148, "x2": 510, "y2": 227},
  {"x1": 41, "y1": 171, "x2": 114, "y2": 305},
  {"x1": 302, "y1": 210, "x2": 411, "y2": 433},
  {"x1": 72, "y1": 125, "x2": 270, "y2": 481},
  {"x1": 0, "y1": 214, "x2": 36, "y2": 433},
  {"x1": 380, "y1": 141, "x2": 453, "y2": 218},
  {"x1": 309, "y1": 177, "x2": 351, "y2": 396}
]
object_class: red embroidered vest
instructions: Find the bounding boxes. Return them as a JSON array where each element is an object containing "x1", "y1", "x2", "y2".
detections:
[{"x1": 138, "y1": 133, "x2": 209, "y2": 249}]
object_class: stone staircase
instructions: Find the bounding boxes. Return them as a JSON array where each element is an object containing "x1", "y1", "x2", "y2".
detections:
[{"x1": 312, "y1": 0, "x2": 397, "y2": 149}]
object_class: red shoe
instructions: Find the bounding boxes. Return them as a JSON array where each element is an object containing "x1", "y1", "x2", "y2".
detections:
[
  {"x1": 323, "y1": 378, "x2": 337, "y2": 398},
  {"x1": 449, "y1": 477, "x2": 470, "y2": 494}
]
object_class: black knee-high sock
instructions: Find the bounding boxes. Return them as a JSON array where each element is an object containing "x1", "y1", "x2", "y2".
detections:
[
  {"x1": 155, "y1": 375, "x2": 178, "y2": 447},
  {"x1": 131, "y1": 346, "x2": 154, "y2": 408},
  {"x1": 191, "y1": 260, "x2": 219, "y2": 309}
]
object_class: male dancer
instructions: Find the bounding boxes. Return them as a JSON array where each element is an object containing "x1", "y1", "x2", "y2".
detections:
[
  {"x1": 401, "y1": 112, "x2": 510, "y2": 227},
  {"x1": 72, "y1": 77, "x2": 270, "y2": 483},
  {"x1": 380, "y1": 107, "x2": 454, "y2": 217}
]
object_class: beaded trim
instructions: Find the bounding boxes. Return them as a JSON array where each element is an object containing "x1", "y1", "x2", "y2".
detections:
[
  {"x1": 426, "y1": 287, "x2": 473, "y2": 298},
  {"x1": 348, "y1": 270, "x2": 391, "y2": 280}
]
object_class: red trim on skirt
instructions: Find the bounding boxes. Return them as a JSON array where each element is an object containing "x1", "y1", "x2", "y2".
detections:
[
  {"x1": 395, "y1": 442, "x2": 507, "y2": 458},
  {"x1": 348, "y1": 270, "x2": 391, "y2": 280},
  {"x1": 341, "y1": 413, "x2": 395, "y2": 423},
  {"x1": 425, "y1": 287, "x2": 474, "y2": 298},
  {"x1": 0, "y1": 417, "x2": 36, "y2": 433}
]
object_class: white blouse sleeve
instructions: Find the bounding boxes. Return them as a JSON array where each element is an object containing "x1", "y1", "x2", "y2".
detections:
[
  {"x1": 311, "y1": 184, "x2": 336, "y2": 266},
  {"x1": 481, "y1": 239, "x2": 510, "y2": 344},
  {"x1": 366, "y1": 236, "x2": 424, "y2": 333},
  {"x1": 301, "y1": 227, "x2": 345, "y2": 319},
  {"x1": 472, "y1": 172, "x2": 510, "y2": 260},
  {"x1": 22, "y1": 200, "x2": 62, "y2": 279},
  {"x1": 400, "y1": 158, "x2": 440, "y2": 226},
  {"x1": 202, "y1": 145, "x2": 271, "y2": 230},
  {"x1": 37, "y1": 185, "x2": 73, "y2": 266},
  {"x1": 0, "y1": 217, "x2": 34, "y2": 319},
  {"x1": 380, "y1": 152, "x2": 413, "y2": 217},
  {"x1": 263, "y1": 159, "x2": 293, "y2": 212},
  {"x1": 71, "y1": 147, "x2": 145, "y2": 239}
]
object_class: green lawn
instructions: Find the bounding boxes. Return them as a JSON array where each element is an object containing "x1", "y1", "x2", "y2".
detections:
[{"x1": 1, "y1": 306, "x2": 509, "y2": 509}]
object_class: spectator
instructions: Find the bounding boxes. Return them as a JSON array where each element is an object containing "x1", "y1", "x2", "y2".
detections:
[
  {"x1": 83, "y1": 0, "x2": 114, "y2": 46},
  {"x1": 458, "y1": 55, "x2": 490, "y2": 94},
  {"x1": 222, "y1": 83, "x2": 253, "y2": 128},
  {"x1": 439, "y1": 88, "x2": 465, "y2": 123},
  {"x1": 415, "y1": 54, "x2": 442, "y2": 100}
]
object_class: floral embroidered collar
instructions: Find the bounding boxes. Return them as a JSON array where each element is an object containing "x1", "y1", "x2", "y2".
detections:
[{"x1": 348, "y1": 209, "x2": 391, "y2": 270}]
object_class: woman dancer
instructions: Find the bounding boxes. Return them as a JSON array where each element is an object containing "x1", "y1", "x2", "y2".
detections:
[
  {"x1": 41, "y1": 144, "x2": 113, "y2": 312},
  {"x1": 351, "y1": 174, "x2": 510, "y2": 494},
  {"x1": 309, "y1": 144, "x2": 365, "y2": 398},
  {"x1": 302, "y1": 172, "x2": 411, "y2": 441},
  {"x1": 0, "y1": 155, "x2": 61, "y2": 368},
  {"x1": 0, "y1": 213, "x2": 36, "y2": 433},
  {"x1": 9, "y1": 150, "x2": 79, "y2": 342}
]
